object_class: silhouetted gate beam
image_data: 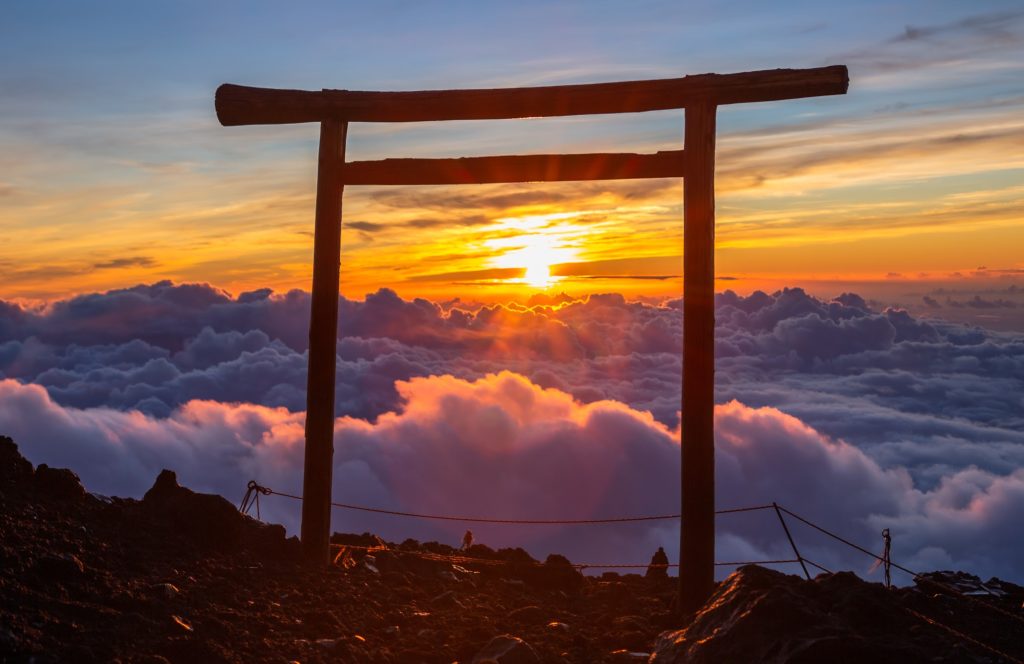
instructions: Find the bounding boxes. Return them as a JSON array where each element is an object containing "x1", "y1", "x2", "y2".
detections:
[
  {"x1": 215, "y1": 66, "x2": 848, "y2": 125},
  {"x1": 213, "y1": 66, "x2": 849, "y2": 619},
  {"x1": 342, "y1": 150, "x2": 685, "y2": 185}
]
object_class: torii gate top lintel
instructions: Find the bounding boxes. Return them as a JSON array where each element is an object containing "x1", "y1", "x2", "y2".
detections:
[
  {"x1": 214, "y1": 65, "x2": 848, "y2": 618},
  {"x1": 216, "y1": 65, "x2": 848, "y2": 125}
]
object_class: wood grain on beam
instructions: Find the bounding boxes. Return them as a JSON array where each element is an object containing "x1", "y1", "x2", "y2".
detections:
[
  {"x1": 341, "y1": 150, "x2": 685, "y2": 185},
  {"x1": 680, "y1": 101, "x2": 717, "y2": 616},
  {"x1": 301, "y1": 120, "x2": 346, "y2": 565},
  {"x1": 216, "y1": 66, "x2": 848, "y2": 126}
]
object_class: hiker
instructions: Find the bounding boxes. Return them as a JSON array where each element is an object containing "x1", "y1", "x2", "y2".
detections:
[
  {"x1": 461, "y1": 530, "x2": 474, "y2": 551},
  {"x1": 646, "y1": 546, "x2": 669, "y2": 579}
]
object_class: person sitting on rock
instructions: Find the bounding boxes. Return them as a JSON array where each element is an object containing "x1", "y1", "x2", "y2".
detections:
[
  {"x1": 646, "y1": 546, "x2": 669, "y2": 579},
  {"x1": 460, "y1": 530, "x2": 474, "y2": 551}
]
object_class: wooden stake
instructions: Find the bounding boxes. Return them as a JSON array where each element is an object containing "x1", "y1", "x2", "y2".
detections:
[
  {"x1": 680, "y1": 101, "x2": 717, "y2": 617},
  {"x1": 301, "y1": 119, "x2": 347, "y2": 565}
]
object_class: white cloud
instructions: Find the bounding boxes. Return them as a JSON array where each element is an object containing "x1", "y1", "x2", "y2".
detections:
[{"x1": 5, "y1": 372, "x2": 1024, "y2": 582}]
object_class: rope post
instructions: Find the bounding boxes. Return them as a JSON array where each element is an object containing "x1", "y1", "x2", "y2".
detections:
[
  {"x1": 882, "y1": 528, "x2": 892, "y2": 589},
  {"x1": 773, "y1": 502, "x2": 810, "y2": 580},
  {"x1": 239, "y1": 480, "x2": 272, "y2": 519},
  {"x1": 239, "y1": 483, "x2": 254, "y2": 515}
]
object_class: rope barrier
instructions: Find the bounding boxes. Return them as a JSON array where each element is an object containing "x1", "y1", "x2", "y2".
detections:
[
  {"x1": 801, "y1": 557, "x2": 833, "y2": 575},
  {"x1": 777, "y1": 506, "x2": 915, "y2": 577},
  {"x1": 772, "y1": 502, "x2": 810, "y2": 580},
  {"x1": 330, "y1": 539, "x2": 1017, "y2": 661},
  {"x1": 249, "y1": 483, "x2": 1024, "y2": 662},
  {"x1": 242, "y1": 480, "x2": 1022, "y2": 662},
  {"x1": 241, "y1": 482, "x2": 1021, "y2": 611},
  {"x1": 240, "y1": 481, "x2": 773, "y2": 524},
  {"x1": 778, "y1": 505, "x2": 1024, "y2": 627},
  {"x1": 326, "y1": 542, "x2": 802, "y2": 572}
]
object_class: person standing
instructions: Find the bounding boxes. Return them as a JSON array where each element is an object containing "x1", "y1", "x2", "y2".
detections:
[{"x1": 646, "y1": 546, "x2": 669, "y2": 578}]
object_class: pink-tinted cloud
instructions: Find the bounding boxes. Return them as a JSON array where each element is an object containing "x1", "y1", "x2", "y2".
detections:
[{"x1": 4, "y1": 373, "x2": 1024, "y2": 581}]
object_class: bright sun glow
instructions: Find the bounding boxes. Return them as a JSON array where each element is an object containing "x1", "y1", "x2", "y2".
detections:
[
  {"x1": 514, "y1": 236, "x2": 560, "y2": 288},
  {"x1": 524, "y1": 262, "x2": 551, "y2": 288},
  {"x1": 487, "y1": 213, "x2": 582, "y2": 289}
]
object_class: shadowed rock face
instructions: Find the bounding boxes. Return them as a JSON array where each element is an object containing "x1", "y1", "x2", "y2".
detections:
[
  {"x1": 0, "y1": 435, "x2": 33, "y2": 484},
  {"x1": 140, "y1": 468, "x2": 283, "y2": 551},
  {"x1": 650, "y1": 565, "x2": 1023, "y2": 664},
  {"x1": 2, "y1": 436, "x2": 1023, "y2": 663},
  {"x1": 0, "y1": 437, "x2": 679, "y2": 663}
]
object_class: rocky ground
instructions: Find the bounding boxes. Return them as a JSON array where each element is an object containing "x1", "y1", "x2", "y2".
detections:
[{"x1": 1, "y1": 435, "x2": 1022, "y2": 663}]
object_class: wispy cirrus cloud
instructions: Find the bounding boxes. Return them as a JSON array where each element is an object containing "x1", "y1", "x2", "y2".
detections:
[{"x1": 92, "y1": 256, "x2": 157, "y2": 270}]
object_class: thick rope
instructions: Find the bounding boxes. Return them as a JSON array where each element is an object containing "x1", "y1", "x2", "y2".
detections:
[
  {"x1": 328, "y1": 542, "x2": 800, "y2": 572},
  {"x1": 241, "y1": 481, "x2": 1024, "y2": 628},
  {"x1": 245, "y1": 482, "x2": 772, "y2": 524},
  {"x1": 779, "y1": 505, "x2": 1024, "y2": 627},
  {"x1": 247, "y1": 482, "x2": 1022, "y2": 660},
  {"x1": 802, "y1": 556, "x2": 833, "y2": 575},
  {"x1": 333, "y1": 540, "x2": 1019, "y2": 662}
]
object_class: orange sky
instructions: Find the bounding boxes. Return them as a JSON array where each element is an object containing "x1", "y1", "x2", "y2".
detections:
[{"x1": 2, "y1": 4, "x2": 1023, "y2": 309}]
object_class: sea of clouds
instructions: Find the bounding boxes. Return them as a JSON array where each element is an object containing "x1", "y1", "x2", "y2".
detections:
[{"x1": 1, "y1": 281, "x2": 1023, "y2": 582}]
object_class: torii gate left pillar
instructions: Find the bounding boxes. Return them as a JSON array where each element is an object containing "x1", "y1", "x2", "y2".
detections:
[{"x1": 214, "y1": 65, "x2": 848, "y2": 615}]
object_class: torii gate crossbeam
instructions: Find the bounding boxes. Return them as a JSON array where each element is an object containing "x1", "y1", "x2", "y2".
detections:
[{"x1": 214, "y1": 65, "x2": 848, "y2": 616}]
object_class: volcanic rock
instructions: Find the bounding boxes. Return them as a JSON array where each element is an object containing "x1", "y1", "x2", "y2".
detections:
[
  {"x1": 649, "y1": 565, "x2": 1013, "y2": 663},
  {"x1": 507, "y1": 605, "x2": 546, "y2": 625},
  {"x1": 0, "y1": 436, "x2": 33, "y2": 486},
  {"x1": 142, "y1": 468, "x2": 242, "y2": 546},
  {"x1": 471, "y1": 634, "x2": 541, "y2": 664},
  {"x1": 430, "y1": 589, "x2": 463, "y2": 608},
  {"x1": 2, "y1": 438, "x2": 1023, "y2": 663},
  {"x1": 141, "y1": 468, "x2": 289, "y2": 555},
  {"x1": 33, "y1": 552, "x2": 85, "y2": 581},
  {"x1": 33, "y1": 463, "x2": 87, "y2": 500}
]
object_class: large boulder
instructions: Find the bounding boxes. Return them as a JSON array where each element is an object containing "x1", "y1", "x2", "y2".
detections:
[
  {"x1": 650, "y1": 565, "x2": 991, "y2": 663},
  {"x1": 141, "y1": 470, "x2": 293, "y2": 556},
  {"x1": 34, "y1": 464, "x2": 87, "y2": 500},
  {"x1": 141, "y1": 469, "x2": 246, "y2": 549},
  {"x1": 471, "y1": 635, "x2": 540, "y2": 664},
  {"x1": 0, "y1": 436, "x2": 33, "y2": 487},
  {"x1": 0, "y1": 437, "x2": 87, "y2": 501}
]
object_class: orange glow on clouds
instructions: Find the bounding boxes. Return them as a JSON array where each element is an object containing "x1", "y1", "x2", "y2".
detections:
[{"x1": 3, "y1": 89, "x2": 1024, "y2": 303}]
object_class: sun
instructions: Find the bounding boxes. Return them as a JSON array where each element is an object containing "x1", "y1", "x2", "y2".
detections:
[
  {"x1": 486, "y1": 212, "x2": 582, "y2": 289},
  {"x1": 523, "y1": 260, "x2": 552, "y2": 288},
  {"x1": 496, "y1": 234, "x2": 573, "y2": 289}
]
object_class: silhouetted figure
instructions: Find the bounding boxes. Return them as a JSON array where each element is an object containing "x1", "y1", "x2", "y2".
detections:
[
  {"x1": 461, "y1": 530, "x2": 474, "y2": 551},
  {"x1": 646, "y1": 546, "x2": 669, "y2": 578}
]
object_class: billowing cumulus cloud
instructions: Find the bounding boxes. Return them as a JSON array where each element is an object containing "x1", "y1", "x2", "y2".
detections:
[
  {"x1": 4, "y1": 373, "x2": 1024, "y2": 582},
  {"x1": 2, "y1": 282, "x2": 1024, "y2": 580}
]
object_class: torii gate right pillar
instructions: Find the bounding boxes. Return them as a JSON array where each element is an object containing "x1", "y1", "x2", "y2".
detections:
[{"x1": 681, "y1": 101, "x2": 717, "y2": 616}]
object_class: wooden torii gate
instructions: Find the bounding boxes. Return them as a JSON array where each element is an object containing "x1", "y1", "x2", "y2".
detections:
[{"x1": 215, "y1": 65, "x2": 848, "y2": 614}]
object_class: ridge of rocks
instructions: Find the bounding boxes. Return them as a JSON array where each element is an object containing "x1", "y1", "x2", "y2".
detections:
[{"x1": 1, "y1": 436, "x2": 1022, "y2": 663}]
